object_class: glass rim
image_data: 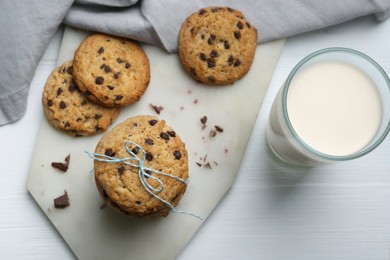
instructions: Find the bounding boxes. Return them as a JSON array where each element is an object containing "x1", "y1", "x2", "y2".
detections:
[{"x1": 282, "y1": 47, "x2": 390, "y2": 161}]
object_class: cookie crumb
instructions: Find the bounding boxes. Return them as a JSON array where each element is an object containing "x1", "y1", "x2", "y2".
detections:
[
  {"x1": 215, "y1": 125, "x2": 224, "y2": 133},
  {"x1": 193, "y1": 99, "x2": 198, "y2": 104},
  {"x1": 51, "y1": 154, "x2": 71, "y2": 172},
  {"x1": 203, "y1": 162, "x2": 212, "y2": 169},
  {"x1": 54, "y1": 190, "x2": 70, "y2": 209},
  {"x1": 209, "y1": 129, "x2": 217, "y2": 138}
]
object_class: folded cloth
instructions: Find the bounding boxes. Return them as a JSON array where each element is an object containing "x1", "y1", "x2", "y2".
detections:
[{"x1": 1, "y1": 0, "x2": 389, "y2": 125}]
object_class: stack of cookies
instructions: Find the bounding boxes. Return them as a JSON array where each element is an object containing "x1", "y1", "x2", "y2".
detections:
[{"x1": 42, "y1": 33, "x2": 150, "y2": 136}]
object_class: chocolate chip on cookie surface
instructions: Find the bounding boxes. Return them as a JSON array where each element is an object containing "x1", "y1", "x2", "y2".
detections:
[
  {"x1": 178, "y1": 6, "x2": 258, "y2": 85},
  {"x1": 73, "y1": 33, "x2": 150, "y2": 107},
  {"x1": 42, "y1": 61, "x2": 120, "y2": 136}
]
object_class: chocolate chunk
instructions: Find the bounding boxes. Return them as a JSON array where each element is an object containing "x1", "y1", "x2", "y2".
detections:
[
  {"x1": 116, "y1": 58, "x2": 124, "y2": 64},
  {"x1": 237, "y1": 21, "x2": 244, "y2": 30},
  {"x1": 207, "y1": 59, "x2": 215, "y2": 68},
  {"x1": 200, "y1": 53, "x2": 207, "y2": 61},
  {"x1": 104, "y1": 148, "x2": 115, "y2": 157},
  {"x1": 59, "y1": 101, "x2": 66, "y2": 109},
  {"x1": 131, "y1": 146, "x2": 139, "y2": 155},
  {"x1": 149, "y1": 119, "x2": 158, "y2": 126},
  {"x1": 200, "y1": 116, "x2": 207, "y2": 125},
  {"x1": 66, "y1": 66, "x2": 73, "y2": 75},
  {"x1": 125, "y1": 62, "x2": 131, "y2": 69},
  {"x1": 115, "y1": 95, "x2": 123, "y2": 100},
  {"x1": 160, "y1": 132, "x2": 170, "y2": 140},
  {"x1": 224, "y1": 41, "x2": 230, "y2": 49},
  {"x1": 51, "y1": 154, "x2": 71, "y2": 172},
  {"x1": 98, "y1": 47, "x2": 104, "y2": 54},
  {"x1": 68, "y1": 83, "x2": 77, "y2": 92},
  {"x1": 150, "y1": 104, "x2": 164, "y2": 114},
  {"x1": 56, "y1": 88, "x2": 63, "y2": 96},
  {"x1": 94, "y1": 114, "x2": 102, "y2": 120},
  {"x1": 107, "y1": 85, "x2": 114, "y2": 90},
  {"x1": 173, "y1": 150, "x2": 181, "y2": 160},
  {"x1": 167, "y1": 131, "x2": 176, "y2": 137},
  {"x1": 215, "y1": 125, "x2": 224, "y2": 132},
  {"x1": 199, "y1": 9, "x2": 206, "y2": 15},
  {"x1": 54, "y1": 191, "x2": 70, "y2": 209},
  {"x1": 234, "y1": 59, "x2": 241, "y2": 67},
  {"x1": 95, "y1": 76, "x2": 104, "y2": 85},
  {"x1": 118, "y1": 166, "x2": 125, "y2": 175},
  {"x1": 234, "y1": 31, "x2": 241, "y2": 40},
  {"x1": 47, "y1": 100, "x2": 53, "y2": 107},
  {"x1": 145, "y1": 138, "x2": 154, "y2": 145},
  {"x1": 145, "y1": 152, "x2": 153, "y2": 161}
]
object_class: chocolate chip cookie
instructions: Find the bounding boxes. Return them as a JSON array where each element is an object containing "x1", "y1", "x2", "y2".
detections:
[
  {"x1": 73, "y1": 33, "x2": 150, "y2": 107},
  {"x1": 178, "y1": 6, "x2": 258, "y2": 85},
  {"x1": 42, "y1": 61, "x2": 120, "y2": 136},
  {"x1": 94, "y1": 115, "x2": 189, "y2": 218}
]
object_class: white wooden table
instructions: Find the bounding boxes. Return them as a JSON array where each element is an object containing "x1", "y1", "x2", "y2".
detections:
[{"x1": 1, "y1": 16, "x2": 390, "y2": 259}]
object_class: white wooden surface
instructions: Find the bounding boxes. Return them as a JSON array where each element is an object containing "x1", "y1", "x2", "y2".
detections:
[{"x1": 1, "y1": 16, "x2": 390, "y2": 259}]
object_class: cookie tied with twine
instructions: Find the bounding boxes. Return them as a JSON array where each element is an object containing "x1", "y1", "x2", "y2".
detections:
[{"x1": 90, "y1": 115, "x2": 201, "y2": 219}]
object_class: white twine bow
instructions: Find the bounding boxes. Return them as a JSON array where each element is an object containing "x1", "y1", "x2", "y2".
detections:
[{"x1": 85, "y1": 141, "x2": 203, "y2": 220}]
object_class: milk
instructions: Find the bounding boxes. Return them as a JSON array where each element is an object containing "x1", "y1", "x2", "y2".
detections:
[{"x1": 267, "y1": 61, "x2": 383, "y2": 165}]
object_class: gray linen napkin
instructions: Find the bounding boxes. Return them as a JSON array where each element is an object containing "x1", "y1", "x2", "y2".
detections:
[{"x1": 1, "y1": 0, "x2": 389, "y2": 125}]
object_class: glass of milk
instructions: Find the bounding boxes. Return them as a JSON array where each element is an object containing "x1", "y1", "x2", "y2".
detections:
[{"x1": 266, "y1": 47, "x2": 390, "y2": 166}]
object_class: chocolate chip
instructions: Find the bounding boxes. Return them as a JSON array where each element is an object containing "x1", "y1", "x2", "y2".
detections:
[
  {"x1": 149, "y1": 119, "x2": 158, "y2": 126},
  {"x1": 59, "y1": 101, "x2": 66, "y2": 109},
  {"x1": 190, "y1": 68, "x2": 197, "y2": 76},
  {"x1": 208, "y1": 76, "x2": 215, "y2": 82},
  {"x1": 199, "y1": 9, "x2": 206, "y2": 15},
  {"x1": 211, "y1": 8, "x2": 219, "y2": 12},
  {"x1": 125, "y1": 62, "x2": 131, "y2": 69},
  {"x1": 95, "y1": 125, "x2": 102, "y2": 131},
  {"x1": 224, "y1": 41, "x2": 230, "y2": 49},
  {"x1": 68, "y1": 83, "x2": 77, "y2": 92},
  {"x1": 237, "y1": 21, "x2": 244, "y2": 30},
  {"x1": 47, "y1": 100, "x2": 53, "y2": 107},
  {"x1": 104, "y1": 148, "x2": 115, "y2": 157},
  {"x1": 95, "y1": 77, "x2": 104, "y2": 85},
  {"x1": 107, "y1": 85, "x2": 114, "y2": 90},
  {"x1": 51, "y1": 154, "x2": 71, "y2": 172},
  {"x1": 66, "y1": 66, "x2": 73, "y2": 75},
  {"x1": 113, "y1": 73, "x2": 119, "y2": 79},
  {"x1": 145, "y1": 138, "x2": 154, "y2": 145},
  {"x1": 101, "y1": 64, "x2": 112, "y2": 73},
  {"x1": 150, "y1": 104, "x2": 163, "y2": 114},
  {"x1": 173, "y1": 150, "x2": 181, "y2": 160},
  {"x1": 85, "y1": 90, "x2": 92, "y2": 96},
  {"x1": 200, "y1": 116, "x2": 207, "y2": 125},
  {"x1": 118, "y1": 166, "x2": 125, "y2": 175},
  {"x1": 133, "y1": 123, "x2": 138, "y2": 127},
  {"x1": 98, "y1": 47, "x2": 104, "y2": 54},
  {"x1": 145, "y1": 152, "x2": 153, "y2": 161},
  {"x1": 227, "y1": 7, "x2": 234, "y2": 12},
  {"x1": 81, "y1": 99, "x2": 88, "y2": 105},
  {"x1": 115, "y1": 95, "x2": 123, "y2": 100},
  {"x1": 207, "y1": 59, "x2": 215, "y2": 68},
  {"x1": 200, "y1": 53, "x2": 207, "y2": 61},
  {"x1": 131, "y1": 146, "x2": 139, "y2": 155},
  {"x1": 228, "y1": 55, "x2": 234, "y2": 64},
  {"x1": 54, "y1": 191, "x2": 70, "y2": 209},
  {"x1": 56, "y1": 88, "x2": 63, "y2": 96},
  {"x1": 65, "y1": 122, "x2": 70, "y2": 128},
  {"x1": 76, "y1": 117, "x2": 82, "y2": 122},
  {"x1": 136, "y1": 201, "x2": 141, "y2": 205},
  {"x1": 208, "y1": 34, "x2": 216, "y2": 45},
  {"x1": 210, "y1": 50, "x2": 218, "y2": 58},
  {"x1": 234, "y1": 59, "x2": 241, "y2": 67},
  {"x1": 234, "y1": 31, "x2": 241, "y2": 40},
  {"x1": 246, "y1": 22, "x2": 251, "y2": 28},
  {"x1": 167, "y1": 131, "x2": 176, "y2": 137},
  {"x1": 116, "y1": 58, "x2": 124, "y2": 64},
  {"x1": 94, "y1": 114, "x2": 102, "y2": 120},
  {"x1": 160, "y1": 132, "x2": 170, "y2": 140},
  {"x1": 201, "y1": 34, "x2": 205, "y2": 40},
  {"x1": 215, "y1": 125, "x2": 224, "y2": 132}
]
